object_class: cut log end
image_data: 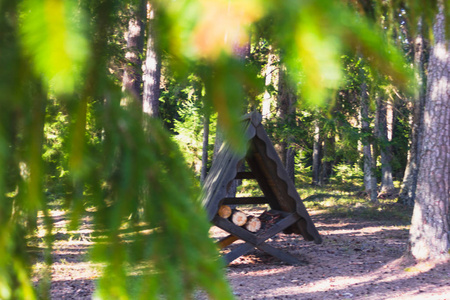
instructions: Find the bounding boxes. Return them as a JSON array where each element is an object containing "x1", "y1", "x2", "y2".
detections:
[
  {"x1": 217, "y1": 205, "x2": 232, "y2": 218},
  {"x1": 245, "y1": 216, "x2": 261, "y2": 233},
  {"x1": 231, "y1": 210, "x2": 247, "y2": 226}
]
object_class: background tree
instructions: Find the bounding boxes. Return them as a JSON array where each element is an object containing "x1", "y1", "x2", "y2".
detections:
[
  {"x1": 399, "y1": 21, "x2": 428, "y2": 206},
  {"x1": 122, "y1": 0, "x2": 147, "y2": 103},
  {"x1": 143, "y1": 0, "x2": 161, "y2": 117}
]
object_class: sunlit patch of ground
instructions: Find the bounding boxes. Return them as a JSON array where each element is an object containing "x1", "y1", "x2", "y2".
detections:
[
  {"x1": 33, "y1": 208, "x2": 100, "y2": 299},
  {"x1": 31, "y1": 192, "x2": 449, "y2": 299},
  {"x1": 213, "y1": 213, "x2": 450, "y2": 300}
]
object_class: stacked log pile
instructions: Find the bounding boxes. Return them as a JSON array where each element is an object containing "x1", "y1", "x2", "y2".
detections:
[{"x1": 217, "y1": 205, "x2": 283, "y2": 234}]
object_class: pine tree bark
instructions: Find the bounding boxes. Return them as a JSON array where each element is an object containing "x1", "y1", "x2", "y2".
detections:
[
  {"x1": 143, "y1": 1, "x2": 161, "y2": 118},
  {"x1": 399, "y1": 22, "x2": 427, "y2": 206},
  {"x1": 122, "y1": 0, "x2": 147, "y2": 103},
  {"x1": 409, "y1": 5, "x2": 450, "y2": 262}
]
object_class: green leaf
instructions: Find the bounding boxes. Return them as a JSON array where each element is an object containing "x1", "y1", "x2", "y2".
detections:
[{"x1": 19, "y1": 0, "x2": 89, "y2": 95}]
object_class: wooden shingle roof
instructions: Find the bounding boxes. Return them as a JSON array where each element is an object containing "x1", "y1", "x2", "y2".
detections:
[{"x1": 202, "y1": 112, "x2": 322, "y2": 244}]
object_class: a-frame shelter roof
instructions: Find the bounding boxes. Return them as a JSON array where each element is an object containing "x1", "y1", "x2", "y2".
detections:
[{"x1": 202, "y1": 112, "x2": 322, "y2": 244}]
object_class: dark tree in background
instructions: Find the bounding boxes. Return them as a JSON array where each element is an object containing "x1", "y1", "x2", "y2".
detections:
[{"x1": 122, "y1": 0, "x2": 147, "y2": 102}]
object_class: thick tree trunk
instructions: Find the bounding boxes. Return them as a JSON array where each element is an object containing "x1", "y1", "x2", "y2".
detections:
[
  {"x1": 122, "y1": 0, "x2": 146, "y2": 104},
  {"x1": 409, "y1": 6, "x2": 450, "y2": 262},
  {"x1": 143, "y1": 1, "x2": 161, "y2": 118},
  {"x1": 399, "y1": 23, "x2": 427, "y2": 206}
]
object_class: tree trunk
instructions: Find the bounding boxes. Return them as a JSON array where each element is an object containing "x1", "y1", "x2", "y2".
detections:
[
  {"x1": 399, "y1": 22, "x2": 427, "y2": 206},
  {"x1": 122, "y1": 0, "x2": 146, "y2": 104},
  {"x1": 311, "y1": 119, "x2": 322, "y2": 186},
  {"x1": 378, "y1": 96, "x2": 396, "y2": 194},
  {"x1": 360, "y1": 79, "x2": 378, "y2": 202},
  {"x1": 286, "y1": 141, "x2": 296, "y2": 183},
  {"x1": 262, "y1": 48, "x2": 277, "y2": 119},
  {"x1": 320, "y1": 133, "x2": 335, "y2": 185},
  {"x1": 200, "y1": 112, "x2": 210, "y2": 184},
  {"x1": 409, "y1": 5, "x2": 450, "y2": 262},
  {"x1": 277, "y1": 62, "x2": 296, "y2": 182},
  {"x1": 142, "y1": 1, "x2": 161, "y2": 118}
]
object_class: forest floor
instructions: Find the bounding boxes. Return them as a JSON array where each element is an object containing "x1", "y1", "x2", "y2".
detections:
[{"x1": 32, "y1": 189, "x2": 450, "y2": 299}]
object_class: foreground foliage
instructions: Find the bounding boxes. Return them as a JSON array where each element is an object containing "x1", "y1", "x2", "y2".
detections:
[{"x1": 0, "y1": 0, "x2": 447, "y2": 298}]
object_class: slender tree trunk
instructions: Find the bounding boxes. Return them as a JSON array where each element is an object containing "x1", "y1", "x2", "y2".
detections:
[
  {"x1": 143, "y1": 1, "x2": 161, "y2": 118},
  {"x1": 320, "y1": 133, "x2": 335, "y2": 185},
  {"x1": 262, "y1": 47, "x2": 277, "y2": 120},
  {"x1": 276, "y1": 62, "x2": 296, "y2": 178},
  {"x1": 360, "y1": 80, "x2": 377, "y2": 201},
  {"x1": 286, "y1": 142, "x2": 295, "y2": 183},
  {"x1": 379, "y1": 97, "x2": 396, "y2": 194},
  {"x1": 399, "y1": 22, "x2": 427, "y2": 206},
  {"x1": 312, "y1": 119, "x2": 322, "y2": 186},
  {"x1": 122, "y1": 0, "x2": 146, "y2": 104},
  {"x1": 282, "y1": 66, "x2": 296, "y2": 183},
  {"x1": 200, "y1": 112, "x2": 210, "y2": 184},
  {"x1": 276, "y1": 64, "x2": 288, "y2": 164},
  {"x1": 409, "y1": 5, "x2": 450, "y2": 262}
]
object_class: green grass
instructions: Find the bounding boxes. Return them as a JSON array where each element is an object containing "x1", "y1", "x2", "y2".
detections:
[{"x1": 236, "y1": 174, "x2": 413, "y2": 225}]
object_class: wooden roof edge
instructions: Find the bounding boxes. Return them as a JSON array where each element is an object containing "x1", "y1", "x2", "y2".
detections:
[
  {"x1": 253, "y1": 123, "x2": 322, "y2": 244},
  {"x1": 201, "y1": 120, "x2": 258, "y2": 221},
  {"x1": 242, "y1": 111, "x2": 263, "y2": 127}
]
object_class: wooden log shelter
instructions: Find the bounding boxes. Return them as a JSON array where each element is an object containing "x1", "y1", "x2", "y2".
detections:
[{"x1": 202, "y1": 112, "x2": 322, "y2": 265}]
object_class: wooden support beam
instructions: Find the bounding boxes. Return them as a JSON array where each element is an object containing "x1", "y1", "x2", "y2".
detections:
[
  {"x1": 223, "y1": 243, "x2": 254, "y2": 264},
  {"x1": 217, "y1": 235, "x2": 239, "y2": 249},
  {"x1": 213, "y1": 216, "x2": 259, "y2": 245},
  {"x1": 222, "y1": 197, "x2": 269, "y2": 205},
  {"x1": 234, "y1": 172, "x2": 256, "y2": 179},
  {"x1": 256, "y1": 212, "x2": 300, "y2": 245}
]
